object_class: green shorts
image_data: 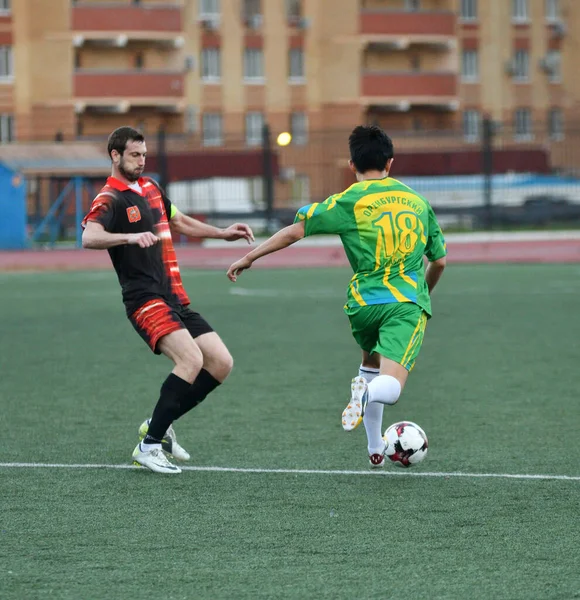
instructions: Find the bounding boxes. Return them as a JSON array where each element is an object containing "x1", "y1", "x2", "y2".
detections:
[{"x1": 346, "y1": 302, "x2": 428, "y2": 371}]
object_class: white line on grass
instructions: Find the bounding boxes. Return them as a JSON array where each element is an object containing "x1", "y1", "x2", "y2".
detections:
[{"x1": 0, "y1": 462, "x2": 579, "y2": 481}]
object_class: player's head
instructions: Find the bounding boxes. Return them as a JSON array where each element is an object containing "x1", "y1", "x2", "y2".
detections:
[
  {"x1": 348, "y1": 125, "x2": 394, "y2": 178},
  {"x1": 107, "y1": 126, "x2": 146, "y2": 182}
]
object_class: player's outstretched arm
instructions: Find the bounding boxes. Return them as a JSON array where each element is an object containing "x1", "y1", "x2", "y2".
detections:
[
  {"x1": 82, "y1": 221, "x2": 159, "y2": 249},
  {"x1": 227, "y1": 221, "x2": 305, "y2": 282},
  {"x1": 170, "y1": 210, "x2": 254, "y2": 244},
  {"x1": 425, "y1": 256, "x2": 446, "y2": 293}
]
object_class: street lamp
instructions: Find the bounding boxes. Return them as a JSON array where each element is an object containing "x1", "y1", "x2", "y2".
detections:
[{"x1": 276, "y1": 131, "x2": 292, "y2": 147}]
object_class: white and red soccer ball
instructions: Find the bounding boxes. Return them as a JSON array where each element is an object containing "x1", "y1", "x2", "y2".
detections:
[{"x1": 383, "y1": 421, "x2": 428, "y2": 468}]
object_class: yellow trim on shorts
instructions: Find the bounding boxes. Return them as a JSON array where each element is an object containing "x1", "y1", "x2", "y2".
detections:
[{"x1": 400, "y1": 312, "x2": 427, "y2": 367}]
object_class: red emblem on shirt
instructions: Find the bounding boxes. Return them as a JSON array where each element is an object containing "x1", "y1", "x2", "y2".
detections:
[{"x1": 127, "y1": 206, "x2": 141, "y2": 223}]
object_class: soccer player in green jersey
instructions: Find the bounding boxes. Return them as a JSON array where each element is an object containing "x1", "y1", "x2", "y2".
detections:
[{"x1": 226, "y1": 125, "x2": 447, "y2": 468}]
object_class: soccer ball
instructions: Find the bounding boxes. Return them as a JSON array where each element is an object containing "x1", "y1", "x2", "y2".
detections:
[{"x1": 383, "y1": 421, "x2": 428, "y2": 468}]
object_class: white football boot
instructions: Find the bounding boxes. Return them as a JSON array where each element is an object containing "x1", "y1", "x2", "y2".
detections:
[
  {"x1": 138, "y1": 419, "x2": 191, "y2": 461},
  {"x1": 341, "y1": 376, "x2": 369, "y2": 431},
  {"x1": 132, "y1": 444, "x2": 182, "y2": 474}
]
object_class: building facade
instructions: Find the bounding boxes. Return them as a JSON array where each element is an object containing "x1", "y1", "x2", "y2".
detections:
[
  {"x1": 1, "y1": 0, "x2": 576, "y2": 141},
  {"x1": 0, "y1": 0, "x2": 578, "y2": 202}
]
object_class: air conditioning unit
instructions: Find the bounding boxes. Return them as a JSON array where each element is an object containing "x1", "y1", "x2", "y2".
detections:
[
  {"x1": 504, "y1": 58, "x2": 517, "y2": 75},
  {"x1": 199, "y1": 16, "x2": 220, "y2": 31},
  {"x1": 550, "y1": 20, "x2": 567, "y2": 38},
  {"x1": 297, "y1": 17, "x2": 311, "y2": 30},
  {"x1": 184, "y1": 55, "x2": 196, "y2": 72},
  {"x1": 279, "y1": 167, "x2": 296, "y2": 182},
  {"x1": 539, "y1": 54, "x2": 559, "y2": 74},
  {"x1": 245, "y1": 14, "x2": 263, "y2": 29}
]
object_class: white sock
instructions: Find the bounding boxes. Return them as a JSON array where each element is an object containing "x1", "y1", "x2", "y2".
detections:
[
  {"x1": 363, "y1": 401, "x2": 385, "y2": 455},
  {"x1": 358, "y1": 365, "x2": 380, "y2": 383},
  {"x1": 358, "y1": 365, "x2": 383, "y2": 455},
  {"x1": 367, "y1": 375, "x2": 401, "y2": 406},
  {"x1": 140, "y1": 441, "x2": 162, "y2": 453}
]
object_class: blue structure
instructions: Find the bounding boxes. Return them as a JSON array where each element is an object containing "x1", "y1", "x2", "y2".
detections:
[
  {"x1": 0, "y1": 162, "x2": 27, "y2": 249},
  {"x1": 0, "y1": 142, "x2": 110, "y2": 250}
]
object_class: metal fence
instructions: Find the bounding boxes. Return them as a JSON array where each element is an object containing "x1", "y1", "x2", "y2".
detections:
[{"x1": 21, "y1": 119, "x2": 580, "y2": 246}]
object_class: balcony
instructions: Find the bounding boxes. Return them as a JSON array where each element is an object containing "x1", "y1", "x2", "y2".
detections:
[
  {"x1": 361, "y1": 72, "x2": 458, "y2": 109},
  {"x1": 74, "y1": 70, "x2": 185, "y2": 112},
  {"x1": 359, "y1": 10, "x2": 456, "y2": 49},
  {"x1": 72, "y1": 3, "x2": 183, "y2": 46}
]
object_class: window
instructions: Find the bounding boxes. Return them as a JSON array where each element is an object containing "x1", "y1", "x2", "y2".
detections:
[
  {"x1": 289, "y1": 48, "x2": 305, "y2": 82},
  {"x1": 546, "y1": 0, "x2": 559, "y2": 20},
  {"x1": 460, "y1": 0, "x2": 477, "y2": 20},
  {"x1": 548, "y1": 108, "x2": 563, "y2": 140},
  {"x1": 245, "y1": 112, "x2": 264, "y2": 146},
  {"x1": 291, "y1": 175, "x2": 310, "y2": 205},
  {"x1": 202, "y1": 113, "x2": 223, "y2": 146},
  {"x1": 185, "y1": 105, "x2": 198, "y2": 134},
  {"x1": 286, "y1": 0, "x2": 301, "y2": 19},
  {"x1": 243, "y1": 0, "x2": 261, "y2": 22},
  {"x1": 247, "y1": 177, "x2": 264, "y2": 209},
  {"x1": 0, "y1": 113, "x2": 13, "y2": 143},
  {"x1": 463, "y1": 110, "x2": 480, "y2": 142},
  {"x1": 514, "y1": 108, "x2": 532, "y2": 140},
  {"x1": 0, "y1": 46, "x2": 13, "y2": 79},
  {"x1": 290, "y1": 112, "x2": 308, "y2": 145},
  {"x1": 201, "y1": 48, "x2": 221, "y2": 81},
  {"x1": 404, "y1": 0, "x2": 420, "y2": 11},
  {"x1": 512, "y1": 0, "x2": 529, "y2": 21},
  {"x1": 461, "y1": 49, "x2": 479, "y2": 82},
  {"x1": 244, "y1": 48, "x2": 264, "y2": 82},
  {"x1": 0, "y1": 0, "x2": 10, "y2": 13},
  {"x1": 543, "y1": 49, "x2": 561, "y2": 83},
  {"x1": 513, "y1": 50, "x2": 529, "y2": 81},
  {"x1": 199, "y1": 0, "x2": 220, "y2": 18}
]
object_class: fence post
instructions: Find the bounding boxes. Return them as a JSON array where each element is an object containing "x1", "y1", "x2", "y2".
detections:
[
  {"x1": 262, "y1": 122, "x2": 275, "y2": 234},
  {"x1": 157, "y1": 126, "x2": 168, "y2": 191},
  {"x1": 482, "y1": 115, "x2": 495, "y2": 229}
]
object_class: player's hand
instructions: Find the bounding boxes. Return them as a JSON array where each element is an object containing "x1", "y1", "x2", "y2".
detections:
[
  {"x1": 221, "y1": 223, "x2": 255, "y2": 244},
  {"x1": 227, "y1": 256, "x2": 253, "y2": 282},
  {"x1": 127, "y1": 232, "x2": 160, "y2": 248}
]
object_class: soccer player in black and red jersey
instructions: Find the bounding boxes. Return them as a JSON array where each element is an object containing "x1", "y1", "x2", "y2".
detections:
[{"x1": 82, "y1": 126, "x2": 254, "y2": 474}]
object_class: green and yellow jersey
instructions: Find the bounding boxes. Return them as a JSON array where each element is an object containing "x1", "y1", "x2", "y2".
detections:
[{"x1": 294, "y1": 177, "x2": 447, "y2": 317}]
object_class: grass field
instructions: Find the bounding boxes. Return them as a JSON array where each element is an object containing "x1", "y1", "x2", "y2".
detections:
[{"x1": 1, "y1": 265, "x2": 580, "y2": 600}]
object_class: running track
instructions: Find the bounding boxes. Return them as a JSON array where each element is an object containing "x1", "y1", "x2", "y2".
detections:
[{"x1": 1, "y1": 232, "x2": 579, "y2": 271}]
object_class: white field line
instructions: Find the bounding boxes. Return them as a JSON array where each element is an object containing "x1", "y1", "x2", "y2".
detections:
[{"x1": 0, "y1": 462, "x2": 579, "y2": 481}]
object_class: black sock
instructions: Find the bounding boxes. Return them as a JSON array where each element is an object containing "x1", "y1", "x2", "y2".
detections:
[
  {"x1": 174, "y1": 369, "x2": 221, "y2": 420},
  {"x1": 147, "y1": 373, "x2": 192, "y2": 440}
]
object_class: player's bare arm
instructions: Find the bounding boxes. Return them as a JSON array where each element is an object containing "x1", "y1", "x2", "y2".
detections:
[
  {"x1": 169, "y1": 209, "x2": 254, "y2": 244},
  {"x1": 82, "y1": 220, "x2": 160, "y2": 249},
  {"x1": 227, "y1": 221, "x2": 305, "y2": 282},
  {"x1": 425, "y1": 256, "x2": 446, "y2": 293}
]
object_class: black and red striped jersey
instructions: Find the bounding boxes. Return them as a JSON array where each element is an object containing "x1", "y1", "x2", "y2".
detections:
[{"x1": 82, "y1": 176, "x2": 190, "y2": 314}]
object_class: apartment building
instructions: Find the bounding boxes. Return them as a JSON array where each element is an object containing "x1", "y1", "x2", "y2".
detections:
[{"x1": 0, "y1": 0, "x2": 577, "y2": 199}]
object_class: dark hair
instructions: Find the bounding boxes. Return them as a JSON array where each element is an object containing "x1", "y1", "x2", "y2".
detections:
[
  {"x1": 107, "y1": 126, "x2": 145, "y2": 159},
  {"x1": 348, "y1": 125, "x2": 394, "y2": 173}
]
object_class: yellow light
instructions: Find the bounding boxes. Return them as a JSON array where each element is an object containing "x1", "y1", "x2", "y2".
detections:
[{"x1": 276, "y1": 132, "x2": 292, "y2": 146}]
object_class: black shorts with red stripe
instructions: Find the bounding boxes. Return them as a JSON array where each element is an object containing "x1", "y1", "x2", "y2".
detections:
[{"x1": 129, "y1": 299, "x2": 214, "y2": 354}]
